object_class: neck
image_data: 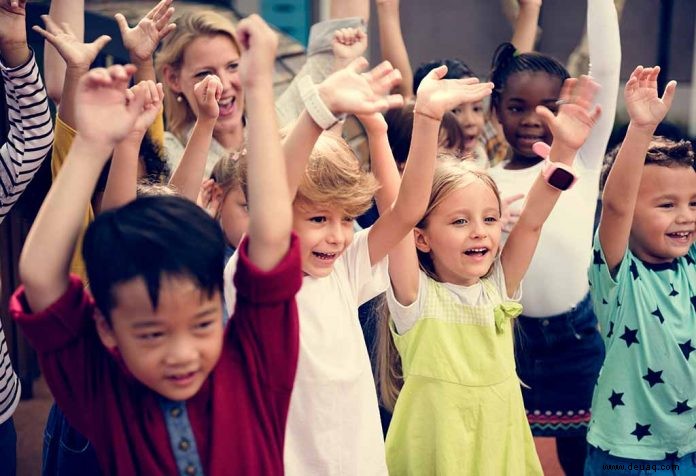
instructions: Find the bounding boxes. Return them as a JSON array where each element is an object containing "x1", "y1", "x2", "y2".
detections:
[
  {"x1": 505, "y1": 152, "x2": 543, "y2": 170},
  {"x1": 214, "y1": 126, "x2": 244, "y2": 151}
]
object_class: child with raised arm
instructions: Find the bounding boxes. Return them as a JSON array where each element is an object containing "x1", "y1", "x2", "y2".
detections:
[
  {"x1": 12, "y1": 15, "x2": 303, "y2": 476},
  {"x1": 586, "y1": 67, "x2": 695, "y2": 474},
  {"x1": 378, "y1": 76, "x2": 600, "y2": 475},
  {"x1": 0, "y1": 0, "x2": 54, "y2": 472}
]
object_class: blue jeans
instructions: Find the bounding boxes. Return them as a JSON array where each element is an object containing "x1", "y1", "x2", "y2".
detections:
[
  {"x1": 0, "y1": 418, "x2": 17, "y2": 476},
  {"x1": 585, "y1": 445, "x2": 696, "y2": 475},
  {"x1": 42, "y1": 404, "x2": 101, "y2": 475}
]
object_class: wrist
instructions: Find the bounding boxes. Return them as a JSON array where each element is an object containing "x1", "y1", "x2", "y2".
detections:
[
  {"x1": 300, "y1": 76, "x2": 345, "y2": 130},
  {"x1": 627, "y1": 121, "x2": 658, "y2": 136},
  {"x1": 130, "y1": 55, "x2": 153, "y2": 68},
  {"x1": 0, "y1": 41, "x2": 29, "y2": 68},
  {"x1": 194, "y1": 115, "x2": 217, "y2": 129},
  {"x1": 413, "y1": 107, "x2": 441, "y2": 123},
  {"x1": 72, "y1": 134, "x2": 115, "y2": 164}
]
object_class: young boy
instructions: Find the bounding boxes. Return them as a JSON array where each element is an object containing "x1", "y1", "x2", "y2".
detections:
[
  {"x1": 586, "y1": 65, "x2": 696, "y2": 474},
  {"x1": 12, "y1": 15, "x2": 303, "y2": 475}
]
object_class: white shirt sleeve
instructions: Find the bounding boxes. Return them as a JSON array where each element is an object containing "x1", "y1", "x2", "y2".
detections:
[
  {"x1": 341, "y1": 228, "x2": 389, "y2": 305},
  {"x1": 223, "y1": 249, "x2": 239, "y2": 316},
  {"x1": 576, "y1": 0, "x2": 621, "y2": 171},
  {"x1": 489, "y1": 258, "x2": 522, "y2": 302},
  {"x1": 386, "y1": 270, "x2": 426, "y2": 335}
]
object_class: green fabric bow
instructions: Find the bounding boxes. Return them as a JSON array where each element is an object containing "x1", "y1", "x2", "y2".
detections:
[{"x1": 494, "y1": 301, "x2": 523, "y2": 333}]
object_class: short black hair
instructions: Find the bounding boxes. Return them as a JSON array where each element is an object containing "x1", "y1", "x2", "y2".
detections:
[
  {"x1": 413, "y1": 59, "x2": 476, "y2": 95},
  {"x1": 83, "y1": 195, "x2": 225, "y2": 321}
]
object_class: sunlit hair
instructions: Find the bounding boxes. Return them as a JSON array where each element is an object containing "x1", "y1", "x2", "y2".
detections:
[
  {"x1": 137, "y1": 182, "x2": 179, "y2": 197},
  {"x1": 210, "y1": 150, "x2": 244, "y2": 220},
  {"x1": 295, "y1": 132, "x2": 379, "y2": 218},
  {"x1": 375, "y1": 157, "x2": 502, "y2": 411},
  {"x1": 156, "y1": 11, "x2": 240, "y2": 144},
  {"x1": 600, "y1": 136, "x2": 695, "y2": 191}
]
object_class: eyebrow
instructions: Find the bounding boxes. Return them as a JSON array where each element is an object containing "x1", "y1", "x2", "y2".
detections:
[{"x1": 129, "y1": 306, "x2": 218, "y2": 328}]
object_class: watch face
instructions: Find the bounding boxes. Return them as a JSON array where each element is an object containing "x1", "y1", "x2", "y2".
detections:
[{"x1": 548, "y1": 168, "x2": 575, "y2": 190}]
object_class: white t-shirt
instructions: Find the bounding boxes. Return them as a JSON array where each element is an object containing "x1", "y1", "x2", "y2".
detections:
[
  {"x1": 224, "y1": 229, "x2": 389, "y2": 476},
  {"x1": 488, "y1": 0, "x2": 621, "y2": 317},
  {"x1": 387, "y1": 260, "x2": 520, "y2": 334}
]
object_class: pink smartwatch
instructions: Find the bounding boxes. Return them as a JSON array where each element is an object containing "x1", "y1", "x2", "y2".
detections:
[{"x1": 533, "y1": 141, "x2": 578, "y2": 191}]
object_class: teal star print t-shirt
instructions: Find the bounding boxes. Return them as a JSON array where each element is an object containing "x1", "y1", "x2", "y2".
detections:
[{"x1": 587, "y1": 231, "x2": 696, "y2": 460}]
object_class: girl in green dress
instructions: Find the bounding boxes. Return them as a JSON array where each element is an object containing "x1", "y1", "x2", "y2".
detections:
[{"x1": 376, "y1": 74, "x2": 602, "y2": 475}]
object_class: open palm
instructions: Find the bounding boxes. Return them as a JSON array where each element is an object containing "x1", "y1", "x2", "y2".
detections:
[
  {"x1": 537, "y1": 75, "x2": 600, "y2": 151},
  {"x1": 33, "y1": 15, "x2": 110, "y2": 69},
  {"x1": 416, "y1": 66, "x2": 494, "y2": 119},
  {"x1": 115, "y1": 0, "x2": 175, "y2": 62},
  {"x1": 624, "y1": 66, "x2": 676, "y2": 129}
]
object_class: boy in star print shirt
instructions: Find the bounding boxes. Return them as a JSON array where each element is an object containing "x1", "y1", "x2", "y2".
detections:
[{"x1": 586, "y1": 65, "x2": 696, "y2": 474}]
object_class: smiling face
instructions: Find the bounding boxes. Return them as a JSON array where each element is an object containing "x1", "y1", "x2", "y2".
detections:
[
  {"x1": 629, "y1": 164, "x2": 696, "y2": 263},
  {"x1": 165, "y1": 34, "x2": 244, "y2": 138},
  {"x1": 495, "y1": 71, "x2": 563, "y2": 159},
  {"x1": 451, "y1": 101, "x2": 485, "y2": 153},
  {"x1": 96, "y1": 276, "x2": 224, "y2": 401},
  {"x1": 292, "y1": 200, "x2": 355, "y2": 278},
  {"x1": 416, "y1": 179, "x2": 502, "y2": 286}
]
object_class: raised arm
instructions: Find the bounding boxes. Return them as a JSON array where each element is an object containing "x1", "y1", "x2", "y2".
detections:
[
  {"x1": 510, "y1": 0, "x2": 542, "y2": 53},
  {"x1": 42, "y1": 0, "x2": 83, "y2": 105},
  {"x1": 235, "y1": 15, "x2": 291, "y2": 270},
  {"x1": 599, "y1": 66, "x2": 676, "y2": 271},
  {"x1": 283, "y1": 58, "x2": 403, "y2": 200},
  {"x1": 501, "y1": 76, "x2": 600, "y2": 296},
  {"x1": 0, "y1": 0, "x2": 53, "y2": 220},
  {"x1": 375, "y1": 68, "x2": 494, "y2": 304},
  {"x1": 19, "y1": 64, "x2": 149, "y2": 312},
  {"x1": 101, "y1": 80, "x2": 164, "y2": 211},
  {"x1": 376, "y1": 0, "x2": 413, "y2": 99},
  {"x1": 168, "y1": 75, "x2": 221, "y2": 201},
  {"x1": 577, "y1": 0, "x2": 621, "y2": 169}
]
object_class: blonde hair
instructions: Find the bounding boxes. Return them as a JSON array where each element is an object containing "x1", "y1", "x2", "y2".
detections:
[
  {"x1": 155, "y1": 11, "x2": 240, "y2": 144},
  {"x1": 375, "y1": 157, "x2": 502, "y2": 411},
  {"x1": 295, "y1": 132, "x2": 378, "y2": 217}
]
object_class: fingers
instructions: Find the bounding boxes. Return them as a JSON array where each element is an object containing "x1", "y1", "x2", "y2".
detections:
[
  {"x1": 346, "y1": 56, "x2": 370, "y2": 74},
  {"x1": 502, "y1": 193, "x2": 525, "y2": 206},
  {"x1": 114, "y1": 13, "x2": 130, "y2": 35},
  {"x1": 31, "y1": 25, "x2": 56, "y2": 43},
  {"x1": 91, "y1": 35, "x2": 112, "y2": 52},
  {"x1": 154, "y1": 7, "x2": 176, "y2": 33},
  {"x1": 531, "y1": 141, "x2": 551, "y2": 159},
  {"x1": 535, "y1": 105, "x2": 556, "y2": 128},
  {"x1": 661, "y1": 80, "x2": 677, "y2": 110},
  {"x1": 428, "y1": 65, "x2": 448, "y2": 80}
]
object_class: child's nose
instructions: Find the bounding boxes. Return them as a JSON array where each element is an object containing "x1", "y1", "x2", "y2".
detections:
[
  {"x1": 326, "y1": 223, "x2": 345, "y2": 244},
  {"x1": 164, "y1": 339, "x2": 197, "y2": 366}
]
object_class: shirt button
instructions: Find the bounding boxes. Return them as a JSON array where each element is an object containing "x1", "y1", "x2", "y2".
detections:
[
  {"x1": 185, "y1": 464, "x2": 196, "y2": 475},
  {"x1": 170, "y1": 407, "x2": 182, "y2": 418},
  {"x1": 541, "y1": 319, "x2": 550, "y2": 327},
  {"x1": 179, "y1": 438, "x2": 190, "y2": 451}
]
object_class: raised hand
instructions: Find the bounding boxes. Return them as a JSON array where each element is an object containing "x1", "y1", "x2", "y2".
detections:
[
  {"x1": 415, "y1": 65, "x2": 494, "y2": 121},
  {"x1": 33, "y1": 15, "x2": 111, "y2": 70},
  {"x1": 127, "y1": 80, "x2": 164, "y2": 136},
  {"x1": 536, "y1": 75, "x2": 601, "y2": 152},
  {"x1": 624, "y1": 65, "x2": 676, "y2": 130},
  {"x1": 0, "y1": 0, "x2": 26, "y2": 45},
  {"x1": 193, "y1": 75, "x2": 223, "y2": 120},
  {"x1": 115, "y1": 0, "x2": 176, "y2": 63},
  {"x1": 75, "y1": 64, "x2": 145, "y2": 147},
  {"x1": 357, "y1": 112, "x2": 388, "y2": 135},
  {"x1": 332, "y1": 27, "x2": 367, "y2": 69},
  {"x1": 237, "y1": 14, "x2": 278, "y2": 89},
  {"x1": 318, "y1": 58, "x2": 404, "y2": 115},
  {"x1": 500, "y1": 193, "x2": 525, "y2": 233}
]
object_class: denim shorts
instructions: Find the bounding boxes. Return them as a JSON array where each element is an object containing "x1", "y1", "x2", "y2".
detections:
[
  {"x1": 0, "y1": 417, "x2": 17, "y2": 476},
  {"x1": 585, "y1": 445, "x2": 696, "y2": 476},
  {"x1": 514, "y1": 294, "x2": 606, "y2": 436},
  {"x1": 42, "y1": 403, "x2": 101, "y2": 476}
]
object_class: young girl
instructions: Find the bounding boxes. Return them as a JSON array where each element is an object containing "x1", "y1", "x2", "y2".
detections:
[
  {"x1": 378, "y1": 75, "x2": 601, "y2": 475},
  {"x1": 487, "y1": 0, "x2": 620, "y2": 473}
]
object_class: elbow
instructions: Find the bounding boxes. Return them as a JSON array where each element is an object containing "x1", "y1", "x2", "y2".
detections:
[{"x1": 46, "y1": 81, "x2": 63, "y2": 107}]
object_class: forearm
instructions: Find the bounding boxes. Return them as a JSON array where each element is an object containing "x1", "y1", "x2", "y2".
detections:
[
  {"x1": 376, "y1": 2, "x2": 413, "y2": 99},
  {"x1": 58, "y1": 66, "x2": 88, "y2": 128},
  {"x1": 101, "y1": 135, "x2": 142, "y2": 211},
  {"x1": 283, "y1": 109, "x2": 322, "y2": 198},
  {"x1": 19, "y1": 136, "x2": 111, "y2": 312},
  {"x1": 510, "y1": 3, "x2": 541, "y2": 53},
  {"x1": 246, "y1": 85, "x2": 292, "y2": 270},
  {"x1": 44, "y1": 0, "x2": 85, "y2": 104},
  {"x1": 367, "y1": 130, "x2": 400, "y2": 213},
  {"x1": 132, "y1": 58, "x2": 156, "y2": 83},
  {"x1": 0, "y1": 40, "x2": 30, "y2": 68},
  {"x1": 331, "y1": 0, "x2": 369, "y2": 22},
  {"x1": 168, "y1": 118, "x2": 215, "y2": 201}
]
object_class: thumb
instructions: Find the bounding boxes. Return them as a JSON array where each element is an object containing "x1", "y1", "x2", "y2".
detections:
[
  {"x1": 661, "y1": 80, "x2": 677, "y2": 111},
  {"x1": 532, "y1": 140, "x2": 551, "y2": 159},
  {"x1": 428, "y1": 65, "x2": 448, "y2": 80},
  {"x1": 114, "y1": 13, "x2": 129, "y2": 35},
  {"x1": 346, "y1": 56, "x2": 369, "y2": 73},
  {"x1": 535, "y1": 105, "x2": 556, "y2": 131},
  {"x1": 92, "y1": 35, "x2": 112, "y2": 52}
]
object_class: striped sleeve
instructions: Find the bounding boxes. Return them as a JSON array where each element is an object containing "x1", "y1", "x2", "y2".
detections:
[
  {"x1": 0, "y1": 50, "x2": 54, "y2": 222},
  {"x1": 0, "y1": 324, "x2": 20, "y2": 424}
]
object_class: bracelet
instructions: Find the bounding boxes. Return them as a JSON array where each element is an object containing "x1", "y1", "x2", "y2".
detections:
[
  {"x1": 298, "y1": 75, "x2": 346, "y2": 130},
  {"x1": 413, "y1": 109, "x2": 441, "y2": 122}
]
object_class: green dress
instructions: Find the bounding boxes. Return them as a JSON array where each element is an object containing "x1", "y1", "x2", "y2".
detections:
[{"x1": 385, "y1": 273, "x2": 542, "y2": 475}]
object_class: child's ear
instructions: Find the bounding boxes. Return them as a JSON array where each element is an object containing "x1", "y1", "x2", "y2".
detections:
[
  {"x1": 162, "y1": 65, "x2": 182, "y2": 94},
  {"x1": 414, "y1": 228, "x2": 431, "y2": 253},
  {"x1": 94, "y1": 311, "x2": 118, "y2": 351}
]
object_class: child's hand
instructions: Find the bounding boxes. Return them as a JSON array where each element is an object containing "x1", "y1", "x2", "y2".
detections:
[
  {"x1": 197, "y1": 178, "x2": 222, "y2": 218},
  {"x1": 518, "y1": 0, "x2": 542, "y2": 7},
  {"x1": 536, "y1": 75, "x2": 601, "y2": 153},
  {"x1": 624, "y1": 65, "x2": 676, "y2": 131},
  {"x1": 33, "y1": 15, "x2": 111, "y2": 70},
  {"x1": 357, "y1": 112, "x2": 388, "y2": 136},
  {"x1": 500, "y1": 193, "x2": 525, "y2": 233},
  {"x1": 318, "y1": 58, "x2": 404, "y2": 115},
  {"x1": 333, "y1": 28, "x2": 367, "y2": 70},
  {"x1": 127, "y1": 80, "x2": 164, "y2": 137},
  {"x1": 115, "y1": 0, "x2": 176, "y2": 64},
  {"x1": 237, "y1": 14, "x2": 278, "y2": 90},
  {"x1": 193, "y1": 75, "x2": 223, "y2": 121},
  {"x1": 415, "y1": 65, "x2": 494, "y2": 121},
  {"x1": 75, "y1": 64, "x2": 145, "y2": 147}
]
